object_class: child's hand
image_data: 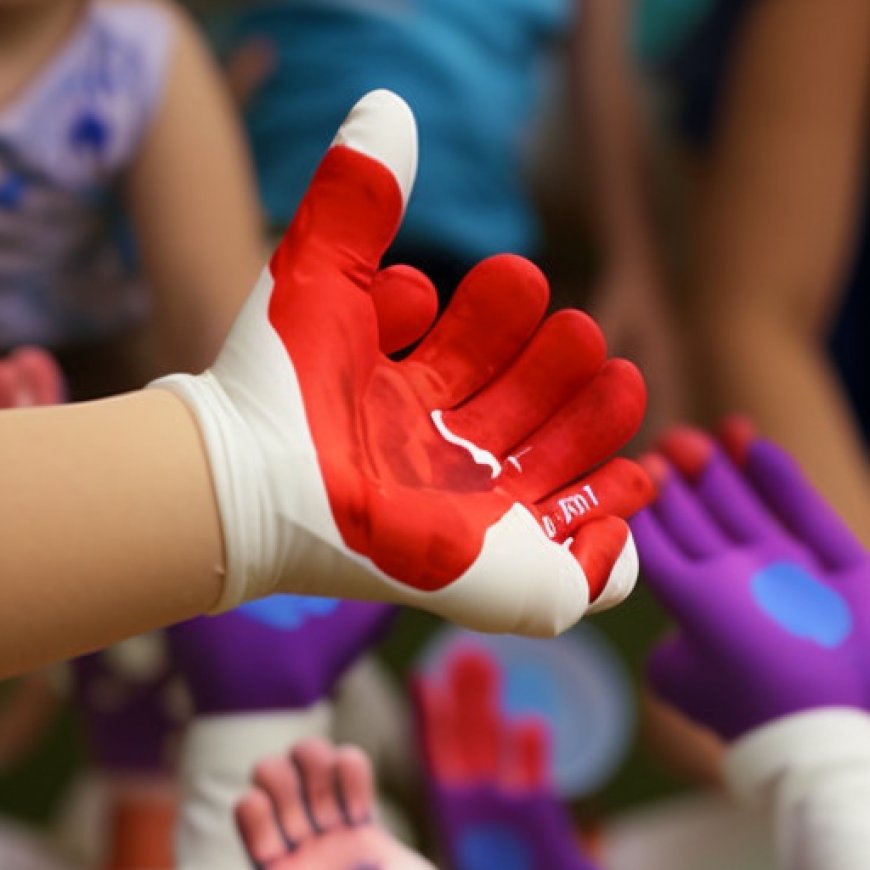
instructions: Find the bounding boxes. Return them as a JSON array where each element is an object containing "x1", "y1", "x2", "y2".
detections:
[
  {"x1": 153, "y1": 90, "x2": 652, "y2": 636},
  {"x1": 413, "y1": 647, "x2": 599, "y2": 870},
  {"x1": 0, "y1": 346, "x2": 65, "y2": 407},
  {"x1": 633, "y1": 420, "x2": 870, "y2": 740},
  {"x1": 169, "y1": 598, "x2": 394, "y2": 713}
]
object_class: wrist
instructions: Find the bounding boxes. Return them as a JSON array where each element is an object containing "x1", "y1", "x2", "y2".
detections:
[{"x1": 149, "y1": 370, "x2": 276, "y2": 611}]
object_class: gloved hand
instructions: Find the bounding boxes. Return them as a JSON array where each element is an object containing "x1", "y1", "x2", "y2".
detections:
[
  {"x1": 169, "y1": 597, "x2": 394, "y2": 713},
  {"x1": 70, "y1": 634, "x2": 184, "y2": 775},
  {"x1": 632, "y1": 419, "x2": 870, "y2": 741},
  {"x1": 171, "y1": 596, "x2": 396, "y2": 867},
  {"x1": 413, "y1": 647, "x2": 599, "y2": 870},
  {"x1": 151, "y1": 89, "x2": 651, "y2": 637}
]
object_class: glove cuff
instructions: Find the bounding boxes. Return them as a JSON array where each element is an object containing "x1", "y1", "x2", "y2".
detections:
[
  {"x1": 724, "y1": 707, "x2": 870, "y2": 806},
  {"x1": 176, "y1": 706, "x2": 332, "y2": 869},
  {"x1": 148, "y1": 371, "x2": 274, "y2": 611}
]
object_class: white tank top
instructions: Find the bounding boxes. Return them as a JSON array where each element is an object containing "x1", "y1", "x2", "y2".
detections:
[{"x1": 0, "y1": 1, "x2": 175, "y2": 349}]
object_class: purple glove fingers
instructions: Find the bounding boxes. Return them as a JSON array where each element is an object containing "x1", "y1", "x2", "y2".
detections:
[
  {"x1": 651, "y1": 472, "x2": 729, "y2": 559},
  {"x1": 745, "y1": 439, "x2": 866, "y2": 571},
  {"x1": 632, "y1": 507, "x2": 724, "y2": 634},
  {"x1": 691, "y1": 450, "x2": 783, "y2": 545}
]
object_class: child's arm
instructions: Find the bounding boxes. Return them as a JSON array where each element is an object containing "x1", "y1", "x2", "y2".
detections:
[
  {"x1": 688, "y1": 0, "x2": 870, "y2": 543},
  {"x1": 126, "y1": 2, "x2": 264, "y2": 374},
  {"x1": 571, "y1": 0, "x2": 684, "y2": 436}
]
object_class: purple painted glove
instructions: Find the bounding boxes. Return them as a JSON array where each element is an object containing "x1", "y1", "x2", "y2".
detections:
[
  {"x1": 168, "y1": 596, "x2": 395, "y2": 714},
  {"x1": 71, "y1": 633, "x2": 185, "y2": 774},
  {"x1": 413, "y1": 646, "x2": 599, "y2": 870},
  {"x1": 632, "y1": 420, "x2": 870, "y2": 741}
]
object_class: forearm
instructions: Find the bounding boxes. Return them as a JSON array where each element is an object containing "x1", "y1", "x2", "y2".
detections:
[
  {"x1": 574, "y1": 0, "x2": 659, "y2": 271},
  {"x1": 701, "y1": 311, "x2": 870, "y2": 546},
  {"x1": 128, "y1": 3, "x2": 264, "y2": 375},
  {"x1": 0, "y1": 390, "x2": 223, "y2": 675},
  {"x1": 689, "y1": 0, "x2": 870, "y2": 507}
]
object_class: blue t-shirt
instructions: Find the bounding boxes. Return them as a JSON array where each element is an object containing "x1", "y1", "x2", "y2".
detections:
[{"x1": 224, "y1": 0, "x2": 572, "y2": 263}]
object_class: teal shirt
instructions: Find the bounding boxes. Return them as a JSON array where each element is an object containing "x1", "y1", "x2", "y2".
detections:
[{"x1": 227, "y1": 0, "x2": 572, "y2": 262}]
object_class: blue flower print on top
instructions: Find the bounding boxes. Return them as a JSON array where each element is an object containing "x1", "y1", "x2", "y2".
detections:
[
  {"x1": 69, "y1": 112, "x2": 111, "y2": 156},
  {"x1": 0, "y1": 173, "x2": 28, "y2": 210}
]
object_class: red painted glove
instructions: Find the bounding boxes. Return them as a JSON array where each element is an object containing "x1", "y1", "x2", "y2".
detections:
[
  {"x1": 152, "y1": 91, "x2": 652, "y2": 636},
  {"x1": 0, "y1": 346, "x2": 65, "y2": 407}
]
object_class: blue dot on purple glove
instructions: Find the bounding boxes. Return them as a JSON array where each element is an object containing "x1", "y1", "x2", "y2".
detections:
[
  {"x1": 457, "y1": 827, "x2": 532, "y2": 870},
  {"x1": 751, "y1": 562, "x2": 853, "y2": 648},
  {"x1": 237, "y1": 595, "x2": 340, "y2": 630}
]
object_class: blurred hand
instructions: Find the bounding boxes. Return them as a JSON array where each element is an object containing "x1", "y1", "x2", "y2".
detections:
[
  {"x1": 154, "y1": 90, "x2": 653, "y2": 635},
  {"x1": 633, "y1": 420, "x2": 870, "y2": 741},
  {"x1": 0, "y1": 346, "x2": 65, "y2": 407},
  {"x1": 591, "y1": 268, "x2": 685, "y2": 446},
  {"x1": 413, "y1": 646, "x2": 599, "y2": 870},
  {"x1": 169, "y1": 598, "x2": 395, "y2": 714},
  {"x1": 224, "y1": 36, "x2": 277, "y2": 108}
]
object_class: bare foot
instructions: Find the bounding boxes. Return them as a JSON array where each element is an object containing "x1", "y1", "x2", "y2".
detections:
[{"x1": 235, "y1": 738, "x2": 434, "y2": 870}]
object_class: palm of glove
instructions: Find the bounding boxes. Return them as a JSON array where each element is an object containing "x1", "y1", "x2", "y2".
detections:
[
  {"x1": 169, "y1": 597, "x2": 394, "y2": 714},
  {"x1": 187, "y1": 92, "x2": 654, "y2": 630},
  {"x1": 634, "y1": 425, "x2": 870, "y2": 740},
  {"x1": 268, "y1": 146, "x2": 649, "y2": 595}
]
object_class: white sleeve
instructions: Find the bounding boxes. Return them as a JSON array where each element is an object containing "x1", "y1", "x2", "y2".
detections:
[
  {"x1": 723, "y1": 708, "x2": 870, "y2": 870},
  {"x1": 175, "y1": 705, "x2": 332, "y2": 869}
]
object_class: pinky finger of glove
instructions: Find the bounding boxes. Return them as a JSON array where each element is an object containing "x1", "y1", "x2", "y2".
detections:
[
  {"x1": 570, "y1": 515, "x2": 638, "y2": 613},
  {"x1": 535, "y1": 457, "x2": 654, "y2": 544}
]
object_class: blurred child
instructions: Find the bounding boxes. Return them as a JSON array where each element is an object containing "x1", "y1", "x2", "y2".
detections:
[
  {"x1": 0, "y1": 0, "x2": 263, "y2": 398},
  {"x1": 656, "y1": 0, "x2": 870, "y2": 544}
]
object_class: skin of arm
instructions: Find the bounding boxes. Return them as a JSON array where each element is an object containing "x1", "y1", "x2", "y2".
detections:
[
  {"x1": 691, "y1": 0, "x2": 870, "y2": 543},
  {"x1": 125, "y1": 1, "x2": 265, "y2": 375},
  {"x1": 571, "y1": 0, "x2": 684, "y2": 437},
  {"x1": 0, "y1": 390, "x2": 224, "y2": 677}
]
